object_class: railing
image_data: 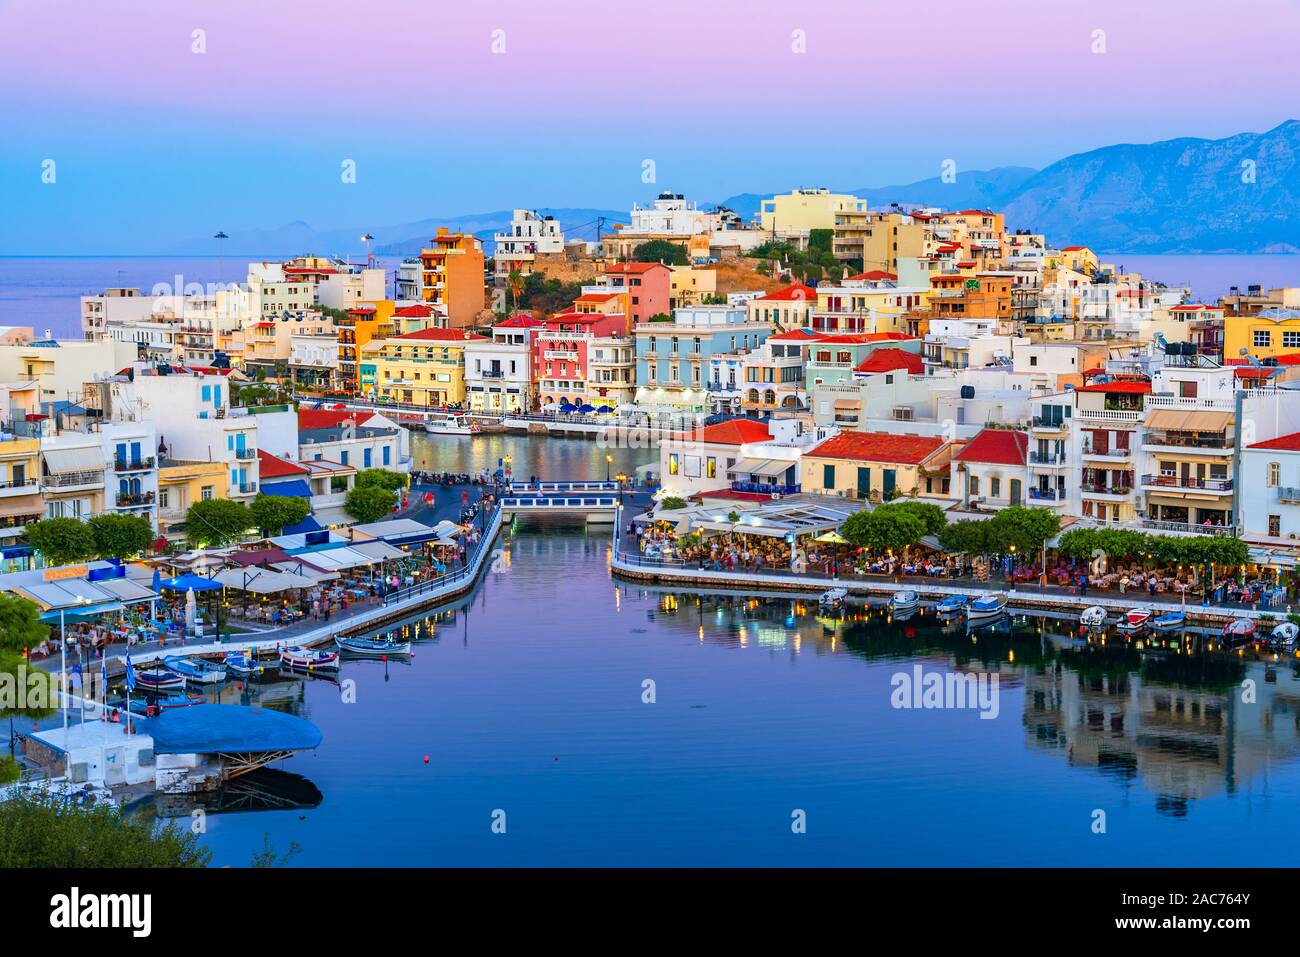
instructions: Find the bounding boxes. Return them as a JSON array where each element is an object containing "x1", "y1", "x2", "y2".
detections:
[
  {"x1": 1145, "y1": 395, "x2": 1235, "y2": 411},
  {"x1": 234, "y1": 482, "x2": 258, "y2": 495},
  {"x1": 43, "y1": 469, "x2": 105, "y2": 488},
  {"x1": 382, "y1": 506, "x2": 503, "y2": 607},
  {"x1": 0, "y1": 478, "x2": 38, "y2": 491},
  {"x1": 1031, "y1": 416, "x2": 1068, "y2": 429},
  {"x1": 1141, "y1": 474, "x2": 1233, "y2": 492},
  {"x1": 1028, "y1": 452, "x2": 1065, "y2": 465},
  {"x1": 235, "y1": 448, "x2": 257, "y2": 461},
  {"x1": 730, "y1": 481, "x2": 800, "y2": 495},
  {"x1": 1080, "y1": 447, "x2": 1130, "y2": 458},
  {"x1": 1142, "y1": 435, "x2": 1231, "y2": 451},
  {"x1": 1140, "y1": 519, "x2": 1236, "y2": 537},
  {"x1": 1279, "y1": 487, "x2": 1300, "y2": 503},
  {"x1": 1027, "y1": 488, "x2": 1059, "y2": 501},
  {"x1": 508, "y1": 481, "x2": 619, "y2": 493},
  {"x1": 499, "y1": 496, "x2": 619, "y2": 509},
  {"x1": 116, "y1": 491, "x2": 156, "y2": 507},
  {"x1": 114, "y1": 456, "x2": 155, "y2": 472},
  {"x1": 1074, "y1": 408, "x2": 1141, "y2": 423},
  {"x1": 1081, "y1": 484, "x2": 1134, "y2": 495}
]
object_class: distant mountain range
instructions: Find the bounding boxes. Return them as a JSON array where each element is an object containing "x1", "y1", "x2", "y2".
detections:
[{"x1": 170, "y1": 121, "x2": 1300, "y2": 257}]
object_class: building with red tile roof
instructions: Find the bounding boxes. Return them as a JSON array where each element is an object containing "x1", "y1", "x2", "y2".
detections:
[
  {"x1": 954, "y1": 428, "x2": 1028, "y2": 466},
  {"x1": 952, "y1": 428, "x2": 1031, "y2": 509},
  {"x1": 800, "y1": 431, "x2": 951, "y2": 500},
  {"x1": 854, "y1": 348, "x2": 925, "y2": 376},
  {"x1": 257, "y1": 449, "x2": 309, "y2": 478}
]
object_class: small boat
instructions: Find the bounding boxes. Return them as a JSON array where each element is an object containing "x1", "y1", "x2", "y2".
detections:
[
  {"x1": 162, "y1": 656, "x2": 228, "y2": 685},
  {"x1": 1116, "y1": 608, "x2": 1152, "y2": 634},
  {"x1": 128, "y1": 693, "x2": 203, "y2": 716},
  {"x1": 967, "y1": 594, "x2": 1008, "y2": 621},
  {"x1": 934, "y1": 594, "x2": 969, "y2": 616},
  {"x1": 133, "y1": 668, "x2": 186, "y2": 692},
  {"x1": 1269, "y1": 621, "x2": 1300, "y2": 650},
  {"x1": 223, "y1": 651, "x2": 275, "y2": 677},
  {"x1": 335, "y1": 635, "x2": 412, "y2": 657},
  {"x1": 818, "y1": 587, "x2": 848, "y2": 608},
  {"x1": 889, "y1": 589, "x2": 919, "y2": 611},
  {"x1": 1079, "y1": 606, "x2": 1108, "y2": 629},
  {"x1": 279, "y1": 646, "x2": 341, "y2": 671},
  {"x1": 1221, "y1": 618, "x2": 1256, "y2": 644},
  {"x1": 1150, "y1": 611, "x2": 1186, "y2": 632},
  {"x1": 424, "y1": 413, "x2": 479, "y2": 436}
]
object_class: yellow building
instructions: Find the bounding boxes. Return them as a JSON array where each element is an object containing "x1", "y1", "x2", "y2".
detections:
[
  {"x1": 760, "y1": 188, "x2": 868, "y2": 233},
  {"x1": 668, "y1": 266, "x2": 719, "y2": 308},
  {"x1": 361, "y1": 328, "x2": 486, "y2": 407},
  {"x1": 1224, "y1": 306, "x2": 1300, "y2": 361},
  {"x1": 0, "y1": 436, "x2": 44, "y2": 552},
  {"x1": 800, "y1": 431, "x2": 952, "y2": 502},
  {"x1": 157, "y1": 459, "x2": 230, "y2": 540}
]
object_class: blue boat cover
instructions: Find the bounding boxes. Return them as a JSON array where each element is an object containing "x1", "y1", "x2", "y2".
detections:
[
  {"x1": 144, "y1": 704, "x2": 322, "y2": 754},
  {"x1": 262, "y1": 479, "x2": 312, "y2": 499},
  {"x1": 160, "y1": 573, "x2": 224, "y2": 592}
]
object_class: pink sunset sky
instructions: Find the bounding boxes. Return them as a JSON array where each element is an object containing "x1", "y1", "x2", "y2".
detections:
[{"x1": 1, "y1": 0, "x2": 1298, "y2": 252}]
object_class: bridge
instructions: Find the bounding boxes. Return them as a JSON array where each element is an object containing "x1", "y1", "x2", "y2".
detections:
[
  {"x1": 499, "y1": 494, "x2": 620, "y2": 523},
  {"x1": 508, "y1": 480, "x2": 620, "y2": 493}
]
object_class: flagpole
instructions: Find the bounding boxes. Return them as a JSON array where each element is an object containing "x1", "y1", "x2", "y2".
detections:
[{"x1": 60, "y1": 608, "x2": 66, "y2": 736}]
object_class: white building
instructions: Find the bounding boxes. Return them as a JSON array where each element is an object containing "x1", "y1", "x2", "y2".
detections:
[
  {"x1": 493, "y1": 210, "x2": 565, "y2": 284},
  {"x1": 464, "y1": 316, "x2": 540, "y2": 413}
]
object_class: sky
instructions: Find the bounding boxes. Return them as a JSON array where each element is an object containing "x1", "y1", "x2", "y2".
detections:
[{"x1": 2, "y1": 0, "x2": 1299, "y2": 254}]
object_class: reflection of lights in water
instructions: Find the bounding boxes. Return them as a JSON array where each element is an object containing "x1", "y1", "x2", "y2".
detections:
[
  {"x1": 1008, "y1": 649, "x2": 1015, "y2": 663},
  {"x1": 615, "y1": 589, "x2": 621, "y2": 612},
  {"x1": 754, "y1": 627, "x2": 787, "y2": 649},
  {"x1": 738, "y1": 624, "x2": 748, "y2": 647},
  {"x1": 698, "y1": 624, "x2": 704, "y2": 641},
  {"x1": 794, "y1": 634, "x2": 801, "y2": 653}
]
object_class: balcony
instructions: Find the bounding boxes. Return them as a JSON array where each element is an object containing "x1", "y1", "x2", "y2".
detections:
[
  {"x1": 1141, "y1": 474, "x2": 1233, "y2": 494},
  {"x1": 1141, "y1": 434, "x2": 1232, "y2": 455},
  {"x1": 116, "y1": 491, "x2": 156, "y2": 508},
  {"x1": 1140, "y1": 519, "x2": 1236, "y2": 537},
  {"x1": 0, "y1": 478, "x2": 38, "y2": 497},
  {"x1": 1031, "y1": 416, "x2": 1069, "y2": 432},
  {"x1": 479, "y1": 369, "x2": 505, "y2": 378},
  {"x1": 1074, "y1": 407, "x2": 1141, "y2": 424},
  {"x1": 43, "y1": 469, "x2": 105, "y2": 490},
  {"x1": 1145, "y1": 395, "x2": 1234, "y2": 411},
  {"x1": 114, "y1": 456, "x2": 155, "y2": 473},
  {"x1": 1080, "y1": 446, "x2": 1130, "y2": 461},
  {"x1": 1027, "y1": 487, "x2": 1060, "y2": 501},
  {"x1": 1279, "y1": 487, "x2": 1300, "y2": 504},
  {"x1": 1028, "y1": 452, "x2": 1066, "y2": 466},
  {"x1": 234, "y1": 447, "x2": 257, "y2": 461},
  {"x1": 232, "y1": 482, "x2": 258, "y2": 496}
]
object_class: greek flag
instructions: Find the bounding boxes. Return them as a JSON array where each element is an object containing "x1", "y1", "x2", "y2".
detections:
[
  {"x1": 125, "y1": 655, "x2": 136, "y2": 693},
  {"x1": 69, "y1": 663, "x2": 83, "y2": 691}
]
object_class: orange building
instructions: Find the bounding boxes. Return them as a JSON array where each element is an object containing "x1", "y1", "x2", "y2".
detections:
[
  {"x1": 419, "y1": 228, "x2": 486, "y2": 329},
  {"x1": 927, "y1": 273, "x2": 1012, "y2": 322},
  {"x1": 336, "y1": 305, "x2": 395, "y2": 394}
]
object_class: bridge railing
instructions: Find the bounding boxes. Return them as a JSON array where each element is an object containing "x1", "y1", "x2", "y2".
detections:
[
  {"x1": 508, "y1": 481, "x2": 620, "y2": 493},
  {"x1": 500, "y1": 496, "x2": 620, "y2": 509},
  {"x1": 381, "y1": 505, "x2": 502, "y2": 607}
]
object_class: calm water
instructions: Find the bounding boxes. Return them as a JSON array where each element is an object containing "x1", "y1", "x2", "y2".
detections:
[
  {"x1": 169, "y1": 509, "x2": 1300, "y2": 867},
  {"x1": 4, "y1": 255, "x2": 1300, "y2": 339}
]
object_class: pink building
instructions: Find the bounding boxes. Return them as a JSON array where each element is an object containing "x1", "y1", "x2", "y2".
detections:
[
  {"x1": 604, "y1": 262, "x2": 671, "y2": 325},
  {"x1": 535, "y1": 312, "x2": 628, "y2": 408}
]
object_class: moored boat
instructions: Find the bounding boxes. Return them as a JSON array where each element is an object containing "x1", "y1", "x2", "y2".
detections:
[
  {"x1": 818, "y1": 587, "x2": 847, "y2": 609},
  {"x1": 1116, "y1": 608, "x2": 1152, "y2": 634},
  {"x1": 1079, "y1": 606, "x2": 1108, "y2": 629},
  {"x1": 133, "y1": 668, "x2": 186, "y2": 693},
  {"x1": 128, "y1": 693, "x2": 203, "y2": 716},
  {"x1": 967, "y1": 594, "x2": 1008, "y2": 621},
  {"x1": 1221, "y1": 618, "x2": 1256, "y2": 644},
  {"x1": 162, "y1": 656, "x2": 228, "y2": 685},
  {"x1": 934, "y1": 594, "x2": 969, "y2": 616},
  {"x1": 424, "y1": 413, "x2": 478, "y2": 436},
  {"x1": 1150, "y1": 611, "x2": 1186, "y2": 632},
  {"x1": 335, "y1": 635, "x2": 412, "y2": 657},
  {"x1": 279, "y1": 646, "x2": 341, "y2": 671},
  {"x1": 1269, "y1": 621, "x2": 1300, "y2": 650},
  {"x1": 889, "y1": 589, "x2": 919, "y2": 611},
  {"x1": 224, "y1": 651, "x2": 275, "y2": 676}
]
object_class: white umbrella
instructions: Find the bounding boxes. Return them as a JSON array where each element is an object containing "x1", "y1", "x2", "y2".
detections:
[{"x1": 185, "y1": 587, "x2": 197, "y2": 634}]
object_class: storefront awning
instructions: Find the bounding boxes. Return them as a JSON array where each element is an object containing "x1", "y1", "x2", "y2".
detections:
[
  {"x1": 1144, "y1": 409, "x2": 1232, "y2": 432},
  {"x1": 42, "y1": 446, "x2": 105, "y2": 473}
]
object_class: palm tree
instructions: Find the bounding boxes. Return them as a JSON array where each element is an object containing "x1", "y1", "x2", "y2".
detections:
[{"x1": 507, "y1": 270, "x2": 525, "y2": 314}]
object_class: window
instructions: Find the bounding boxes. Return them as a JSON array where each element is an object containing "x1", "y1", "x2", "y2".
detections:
[
  {"x1": 822, "y1": 463, "x2": 836, "y2": 489},
  {"x1": 201, "y1": 485, "x2": 214, "y2": 501},
  {"x1": 340, "y1": 451, "x2": 349, "y2": 465},
  {"x1": 1285, "y1": 332, "x2": 1300, "y2": 349},
  {"x1": 969, "y1": 475, "x2": 980, "y2": 496},
  {"x1": 1255, "y1": 331, "x2": 1272, "y2": 348},
  {"x1": 159, "y1": 489, "x2": 170, "y2": 509},
  {"x1": 991, "y1": 477, "x2": 1001, "y2": 498},
  {"x1": 1270, "y1": 515, "x2": 1282, "y2": 537},
  {"x1": 382, "y1": 446, "x2": 391, "y2": 466},
  {"x1": 1269, "y1": 462, "x2": 1281, "y2": 487},
  {"x1": 669, "y1": 454, "x2": 679, "y2": 476}
]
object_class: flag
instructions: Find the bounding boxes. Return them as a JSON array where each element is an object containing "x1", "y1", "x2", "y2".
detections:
[
  {"x1": 69, "y1": 663, "x2": 83, "y2": 691},
  {"x1": 125, "y1": 655, "x2": 136, "y2": 693},
  {"x1": 100, "y1": 658, "x2": 108, "y2": 706}
]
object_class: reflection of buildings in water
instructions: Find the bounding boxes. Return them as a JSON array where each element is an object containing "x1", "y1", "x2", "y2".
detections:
[
  {"x1": 507, "y1": 524, "x2": 605, "y2": 559},
  {"x1": 638, "y1": 592, "x2": 829, "y2": 653},
  {"x1": 1023, "y1": 658, "x2": 1300, "y2": 808},
  {"x1": 210, "y1": 673, "x2": 308, "y2": 715}
]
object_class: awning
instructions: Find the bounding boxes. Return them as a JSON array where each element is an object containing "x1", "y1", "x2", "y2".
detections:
[
  {"x1": 94, "y1": 578, "x2": 160, "y2": 604},
  {"x1": 349, "y1": 540, "x2": 406, "y2": 561},
  {"x1": 1144, "y1": 409, "x2": 1232, "y2": 432},
  {"x1": 262, "y1": 479, "x2": 312, "y2": 498},
  {"x1": 282, "y1": 515, "x2": 322, "y2": 535},
  {"x1": 212, "y1": 569, "x2": 315, "y2": 593},
  {"x1": 0, "y1": 494, "x2": 44, "y2": 519},
  {"x1": 272, "y1": 560, "x2": 339, "y2": 583},
  {"x1": 833, "y1": 398, "x2": 861, "y2": 409},
  {"x1": 728, "y1": 458, "x2": 791, "y2": 478},
  {"x1": 42, "y1": 446, "x2": 105, "y2": 473}
]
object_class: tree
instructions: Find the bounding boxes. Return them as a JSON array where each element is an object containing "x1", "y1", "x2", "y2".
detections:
[
  {"x1": 659, "y1": 496, "x2": 688, "y2": 511},
  {"x1": 989, "y1": 506, "x2": 1059, "y2": 555},
  {"x1": 886, "y1": 501, "x2": 947, "y2": 537},
  {"x1": 248, "y1": 494, "x2": 311, "y2": 536},
  {"x1": 0, "y1": 592, "x2": 52, "y2": 757},
  {"x1": 841, "y1": 505, "x2": 927, "y2": 555},
  {"x1": 506, "y1": 269, "x2": 525, "y2": 313},
  {"x1": 88, "y1": 514, "x2": 154, "y2": 560},
  {"x1": 645, "y1": 313, "x2": 674, "y2": 323},
  {"x1": 355, "y1": 468, "x2": 408, "y2": 493},
  {"x1": 0, "y1": 792, "x2": 210, "y2": 867},
  {"x1": 345, "y1": 485, "x2": 396, "y2": 523},
  {"x1": 22, "y1": 519, "x2": 96, "y2": 567},
  {"x1": 631, "y1": 240, "x2": 687, "y2": 266},
  {"x1": 185, "y1": 498, "x2": 255, "y2": 547}
]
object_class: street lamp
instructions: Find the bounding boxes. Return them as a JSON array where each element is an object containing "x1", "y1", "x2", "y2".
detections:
[{"x1": 606, "y1": 454, "x2": 612, "y2": 483}]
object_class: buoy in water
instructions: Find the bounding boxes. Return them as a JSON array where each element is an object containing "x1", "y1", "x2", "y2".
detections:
[{"x1": 423, "y1": 755, "x2": 430, "y2": 764}]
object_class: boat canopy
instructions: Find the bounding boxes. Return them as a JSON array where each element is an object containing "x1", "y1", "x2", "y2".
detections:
[{"x1": 144, "y1": 704, "x2": 322, "y2": 755}]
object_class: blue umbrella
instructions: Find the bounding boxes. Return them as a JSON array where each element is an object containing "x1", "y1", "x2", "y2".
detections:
[
  {"x1": 559, "y1": 403, "x2": 577, "y2": 413},
  {"x1": 151, "y1": 568, "x2": 161, "y2": 592},
  {"x1": 597, "y1": 406, "x2": 613, "y2": 413},
  {"x1": 578, "y1": 404, "x2": 595, "y2": 413}
]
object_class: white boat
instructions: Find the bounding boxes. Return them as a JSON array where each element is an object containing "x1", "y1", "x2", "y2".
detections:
[
  {"x1": 279, "y1": 646, "x2": 341, "y2": 672},
  {"x1": 1116, "y1": 608, "x2": 1152, "y2": 634},
  {"x1": 967, "y1": 594, "x2": 1008, "y2": 621},
  {"x1": 1079, "y1": 606, "x2": 1108, "y2": 629},
  {"x1": 934, "y1": 594, "x2": 969, "y2": 616},
  {"x1": 889, "y1": 589, "x2": 919, "y2": 611},
  {"x1": 1221, "y1": 618, "x2": 1256, "y2": 644},
  {"x1": 162, "y1": 656, "x2": 227, "y2": 685},
  {"x1": 818, "y1": 587, "x2": 848, "y2": 608},
  {"x1": 1269, "y1": 621, "x2": 1299, "y2": 649},
  {"x1": 424, "y1": 413, "x2": 479, "y2": 436}
]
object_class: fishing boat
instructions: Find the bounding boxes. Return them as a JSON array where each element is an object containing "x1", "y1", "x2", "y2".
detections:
[
  {"x1": 818, "y1": 587, "x2": 848, "y2": 609},
  {"x1": 133, "y1": 668, "x2": 186, "y2": 693},
  {"x1": 1115, "y1": 608, "x2": 1152, "y2": 635},
  {"x1": 162, "y1": 656, "x2": 228, "y2": 685},
  {"x1": 1269, "y1": 621, "x2": 1300, "y2": 650},
  {"x1": 279, "y1": 646, "x2": 341, "y2": 672},
  {"x1": 1221, "y1": 618, "x2": 1257, "y2": 644},
  {"x1": 1079, "y1": 606, "x2": 1108, "y2": 629},
  {"x1": 424, "y1": 413, "x2": 478, "y2": 436},
  {"x1": 967, "y1": 594, "x2": 1008, "y2": 621},
  {"x1": 223, "y1": 651, "x2": 275, "y2": 677},
  {"x1": 1150, "y1": 611, "x2": 1186, "y2": 632},
  {"x1": 889, "y1": 589, "x2": 919, "y2": 611},
  {"x1": 934, "y1": 594, "x2": 969, "y2": 616},
  {"x1": 335, "y1": 635, "x2": 412, "y2": 657}
]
